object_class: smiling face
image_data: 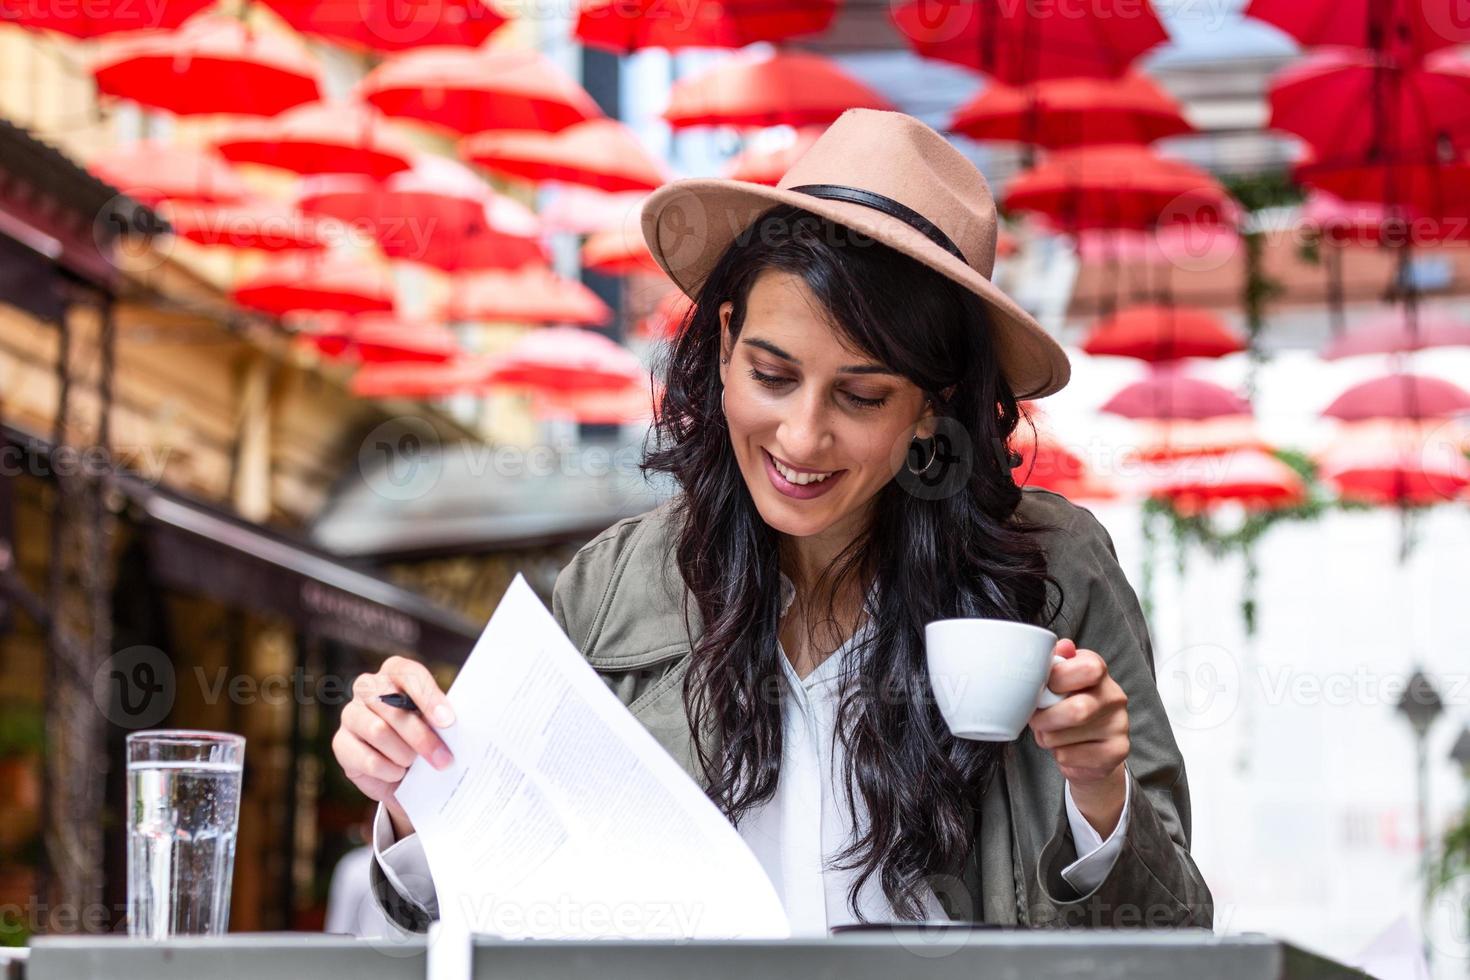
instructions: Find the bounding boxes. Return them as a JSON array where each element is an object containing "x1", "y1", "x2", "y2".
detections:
[{"x1": 717, "y1": 269, "x2": 940, "y2": 547}]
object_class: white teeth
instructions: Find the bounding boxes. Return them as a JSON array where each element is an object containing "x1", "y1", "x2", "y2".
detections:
[{"x1": 772, "y1": 455, "x2": 834, "y2": 485}]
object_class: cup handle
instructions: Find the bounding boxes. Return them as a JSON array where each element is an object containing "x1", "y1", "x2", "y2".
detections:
[{"x1": 1035, "y1": 653, "x2": 1066, "y2": 710}]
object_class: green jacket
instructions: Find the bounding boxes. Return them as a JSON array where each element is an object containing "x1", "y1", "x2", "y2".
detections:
[{"x1": 372, "y1": 487, "x2": 1213, "y2": 933}]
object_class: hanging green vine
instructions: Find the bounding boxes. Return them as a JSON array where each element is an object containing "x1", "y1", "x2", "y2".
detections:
[{"x1": 1140, "y1": 449, "x2": 1378, "y2": 637}]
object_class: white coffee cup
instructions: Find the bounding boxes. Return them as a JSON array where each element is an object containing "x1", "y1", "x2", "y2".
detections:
[{"x1": 924, "y1": 618, "x2": 1065, "y2": 741}]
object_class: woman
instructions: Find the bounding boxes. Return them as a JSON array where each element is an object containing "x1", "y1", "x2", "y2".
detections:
[{"x1": 334, "y1": 109, "x2": 1213, "y2": 936}]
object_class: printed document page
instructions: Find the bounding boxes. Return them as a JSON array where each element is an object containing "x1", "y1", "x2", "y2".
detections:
[{"x1": 396, "y1": 573, "x2": 791, "y2": 940}]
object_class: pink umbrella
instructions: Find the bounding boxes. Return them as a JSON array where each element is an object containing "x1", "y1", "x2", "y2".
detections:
[
  {"x1": 88, "y1": 141, "x2": 249, "y2": 205},
  {"x1": 1101, "y1": 371, "x2": 1252, "y2": 421},
  {"x1": 1323, "y1": 310, "x2": 1470, "y2": 358},
  {"x1": 358, "y1": 46, "x2": 602, "y2": 136},
  {"x1": 232, "y1": 253, "x2": 395, "y2": 315},
  {"x1": 91, "y1": 15, "x2": 321, "y2": 117},
  {"x1": 662, "y1": 50, "x2": 892, "y2": 130},
  {"x1": 460, "y1": 119, "x2": 669, "y2": 193},
  {"x1": 1321, "y1": 373, "x2": 1470, "y2": 421},
  {"x1": 447, "y1": 266, "x2": 612, "y2": 325},
  {"x1": 213, "y1": 101, "x2": 414, "y2": 178},
  {"x1": 483, "y1": 326, "x2": 643, "y2": 393}
]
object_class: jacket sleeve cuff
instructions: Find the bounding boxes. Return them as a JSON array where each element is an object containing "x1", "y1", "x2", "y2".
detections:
[
  {"x1": 1032, "y1": 765, "x2": 1213, "y2": 929},
  {"x1": 368, "y1": 802, "x2": 439, "y2": 932},
  {"x1": 1060, "y1": 764, "x2": 1131, "y2": 893}
]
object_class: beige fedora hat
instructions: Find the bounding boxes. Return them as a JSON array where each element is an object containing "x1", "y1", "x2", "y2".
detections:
[{"x1": 640, "y1": 108, "x2": 1070, "y2": 400}]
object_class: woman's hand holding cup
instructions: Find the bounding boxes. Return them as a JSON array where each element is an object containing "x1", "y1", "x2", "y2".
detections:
[
  {"x1": 925, "y1": 621, "x2": 1130, "y2": 835},
  {"x1": 333, "y1": 655, "x2": 457, "y2": 840},
  {"x1": 1026, "y1": 637, "x2": 1131, "y2": 833}
]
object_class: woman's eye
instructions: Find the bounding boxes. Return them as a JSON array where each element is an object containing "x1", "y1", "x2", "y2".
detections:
[
  {"x1": 748, "y1": 368, "x2": 788, "y2": 388},
  {"x1": 845, "y1": 392, "x2": 888, "y2": 409}
]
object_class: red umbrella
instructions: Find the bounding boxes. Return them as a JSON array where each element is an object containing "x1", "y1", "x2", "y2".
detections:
[
  {"x1": 891, "y1": 0, "x2": 1167, "y2": 86},
  {"x1": 951, "y1": 73, "x2": 1192, "y2": 149},
  {"x1": 447, "y1": 266, "x2": 612, "y2": 325},
  {"x1": 380, "y1": 194, "x2": 547, "y2": 272},
  {"x1": 582, "y1": 220, "x2": 660, "y2": 276},
  {"x1": 88, "y1": 141, "x2": 249, "y2": 205},
  {"x1": 296, "y1": 156, "x2": 491, "y2": 255},
  {"x1": 1075, "y1": 224, "x2": 1241, "y2": 266},
  {"x1": 1321, "y1": 373, "x2": 1470, "y2": 421},
  {"x1": 1005, "y1": 146, "x2": 1237, "y2": 231},
  {"x1": 1, "y1": 0, "x2": 209, "y2": 37},
  {"x1": 358, "y1": 47, "x2": 602, "y2": 136},
  {"x1": 1267, "y1": 50, "x2": 1470, "y2": 169},
  {"x1": 634, "y1": 289, "x2": 694, "y2": 340},
  {"x1": 1009, "y1": 408, "x2": 1114, "y2": 500},
  {"x1": 1101, "y1": 371, "x2": 1252, "y2": 421},
  {"x1": 663, "y1": 50, "x2": 892, "y2": 130},
  {"x1": 1143, "y1": 448, "x2": 1306, "y2": 516},
  {"x1": 1125, "y1": 415, "x2": 1269, "y2": 462},
  {"x1": 297, "y1": 314, "x2": 460, "y2": 363},
  {"x1": 483, "y1": 326, "x2": 642, "y2": 393},
  {"x1": 1244, "y1": 0, "x2": 1470, "y2": 62},
  {"x1": 232, "y1": 253, "x2": 395, "y2": 315},
  {"x1": 91, "y1": 15, "x2": 321, "y2": 117},
  {"x1": 1082, "y1": 305, "x2": 1246, "y2": 362},
  {"x1": 350, "y1": 357, "x2": 498, "y2": 398},
  {"x1": 575, "y1": 0, "x2": 838, "y2": 52},
  {"x1": 460, "y1": 120, "x2": 669, "y2": 193},
  {"x1": 539, "y1": 187, "x2": 648, "y2": 234},
  {"x1": 530, "y1": 381, "x2": 659, "y2": 424},
  {"x1": 1293, "y1": 157, "x2": 1470, "y2": 218},
  {"x1": 1317, "y1": 420, "x2": 1470, "y2": 504},
  {"x1": 160, "y1": 199, "x2": 331, "y2": 252},
  {"x1": 723, "y1": 128, "x2": 823, "y2": 185},
  {"x1": 259, "y1": 0, "x2": 505, "y2": 51},
  {"x1": 213, "y1": 102, "x2": 414, "y2": 179},
  {"x1": 1324, "y1": 310, "x2": 1470, "y2": 358}
]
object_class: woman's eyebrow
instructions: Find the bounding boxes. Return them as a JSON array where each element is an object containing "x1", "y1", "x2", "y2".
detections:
[{"x1": 740, "y1": 337, "x2": 898, "y2": 376}]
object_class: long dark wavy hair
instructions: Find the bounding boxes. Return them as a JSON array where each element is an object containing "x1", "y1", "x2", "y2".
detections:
[{"x1": 639, "y1": 204, "x2": 1065, "y2": 921}]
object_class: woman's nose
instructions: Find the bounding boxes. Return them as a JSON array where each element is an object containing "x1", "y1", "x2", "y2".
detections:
[{"x1": 778, "y1": 387, "x2": 834, "y2": 461}]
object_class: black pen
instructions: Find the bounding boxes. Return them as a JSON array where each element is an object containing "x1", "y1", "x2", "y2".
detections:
[{"x1": 378, "y1": 692, "x2": 419, "y2": 712}]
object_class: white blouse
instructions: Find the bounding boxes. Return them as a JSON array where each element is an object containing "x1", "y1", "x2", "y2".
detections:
[{"x1": 371, "y1": 571, "x2": 1130, "y2": 934}]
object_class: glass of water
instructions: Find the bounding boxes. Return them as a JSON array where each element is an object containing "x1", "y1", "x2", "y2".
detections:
[{"x1": 126, "y1": 730, "x2": 245, "y2": 938}]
